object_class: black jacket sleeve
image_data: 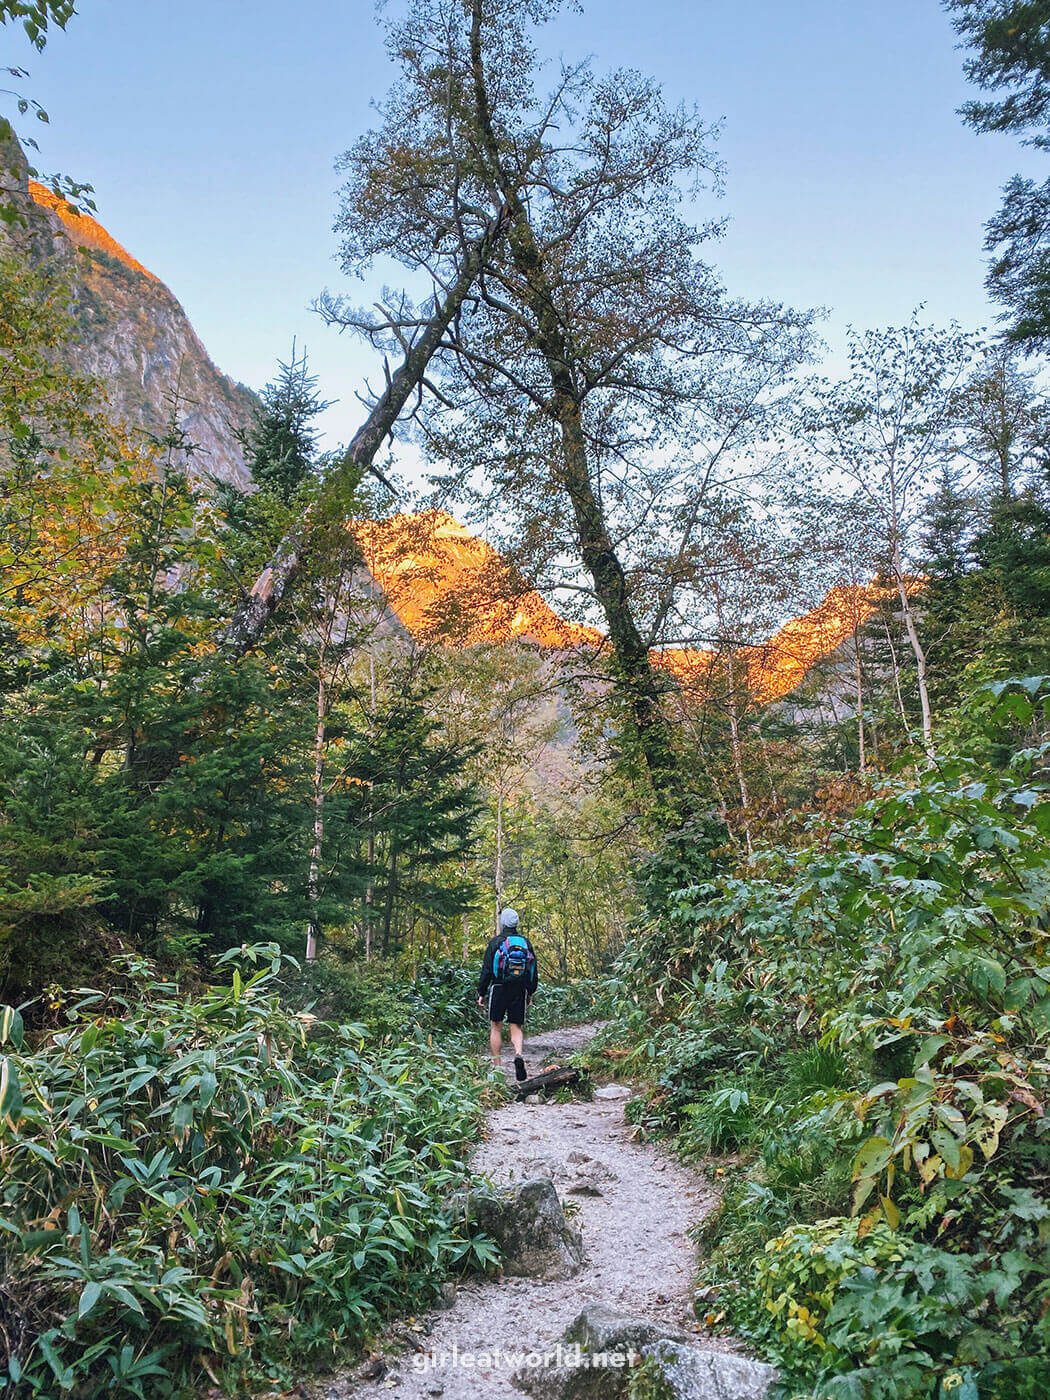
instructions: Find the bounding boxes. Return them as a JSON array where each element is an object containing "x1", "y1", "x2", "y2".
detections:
[
  {"x1": 477, "y1": 936, "x2": 499, "y2": 996},
  {"x1": 527, "y1": 939, "x2": 539, "y2": 996}
]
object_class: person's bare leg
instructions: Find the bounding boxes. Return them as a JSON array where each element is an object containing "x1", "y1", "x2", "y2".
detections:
[
  {"x1": 489, "y1": 1020, "x2": 503, "y2": 1068},
  {"x1": 509, "y1": 1022, "x2": 524, "y2": 1057}
]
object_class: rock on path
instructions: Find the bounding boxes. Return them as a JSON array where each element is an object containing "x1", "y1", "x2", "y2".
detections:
[{"x1": 318, "y1": 1024, "x2": 727, "y2": 1399}]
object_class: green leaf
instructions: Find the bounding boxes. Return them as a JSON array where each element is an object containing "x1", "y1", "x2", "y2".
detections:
[
  {"x1": 880, "y1": 1194, "x2": 901, "y2": 1229},
  {"x1": 852, "y1": 1135, "x2": 892, "y2": 1181},
  {"x1": 931, "y1": 1127, "x2": 962, "y2": 1172},
  {"x1": 0, "y1": 1057, "x2": 23, "y2": 1122},
  {"x1": 78, "y1": 1281, "x2": 102, "y2": 1319},
  {"x1": 0, "y1": 1005, "x2": 24, "y2": 1049},
  {"x1": 172, "y1": 1102, "x2": 193, "y2": 1147},
  {"x1": 971, "y1": 957, "x2": 1006, "y2": 999}
]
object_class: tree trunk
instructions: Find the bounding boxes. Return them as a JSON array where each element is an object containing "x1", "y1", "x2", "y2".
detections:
[
  {"x1": 893, "y1": 543, "x2": 934, "y2": 760},
  {"x1": 221, "y1": 214, "x2": 506, "y2": 657},
  {"x1": 725, "y1": 669, "x2": 753, "y2": 856},
  {"x1": 363, "y1": 652, "x2": 377, "y2": 960},
  {"x1": 364, "y1": 814, "x2": 375, "y2": 961},
  {"x1": 881, "y1": 618, "x2": 910, "y2": 730},
  {"x1": 467, "y1": 0, "x2": 675, "y2": 800},
  {"x1": 306, "y1": 658, "x2": 326, "y2": 963},
  {"x1": 853, "y1": 630, "x2": 866, "y2": 775},
  {"x1": 382, "y1": 846, "x2": 397, "y2": 956},
  {"x1": 494, "y1": 786, "x2": 504, "y2": 932}
]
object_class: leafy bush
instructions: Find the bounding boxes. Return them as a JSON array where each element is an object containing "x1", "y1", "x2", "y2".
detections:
[
  {"x1": 679, "y1": 1080, "x2": 761, "y2": 1155},
  {"x1": 527, "y1": 977, "x2": 608, "y2": 1032},
  {"x1": 407, "y1": 959, "x2": 481, "y2": 1038},
  {"x1": 0, "y1": 947, "x2": 493, "y2": 1398},
  {"x1": 606, "y1": 680, "x2": 1050, "y2": 1397},
  {"x1": 752, "y1": 1213, "x2": 1050, "y2": 1399},
  {"x1": 755, "y1": 1216, "x2": 907, "y2": 1352}
]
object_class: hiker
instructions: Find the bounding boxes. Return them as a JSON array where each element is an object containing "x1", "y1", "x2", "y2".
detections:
[{"x1": 477, "y1": 907, "x2": 538, "y2": 1081}]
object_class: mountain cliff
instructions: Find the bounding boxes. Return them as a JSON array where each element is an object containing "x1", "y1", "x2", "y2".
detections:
[
  {"x1": 2, "y1": 142, "x2": 255, "y2": 486},
  {"x1": 356, "y1": 510, "x2": 893, "y2": 704},
  {"x1": 3, "y1": 146, "x2": 873, "y2": 702}
]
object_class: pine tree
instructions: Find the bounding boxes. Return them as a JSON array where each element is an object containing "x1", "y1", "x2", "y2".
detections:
[
  {"x1": 919, "y1": 467, "x2": 979, "y2": 708},
  {"x1": 946, "y1": 1, "x2": 1050, "y2": 343},
  {"x1": 331, "y1": 681, "x2": 481, "y2": 957},
  {"x1": 237, "y1": 345, "x2": 332, "y2": 504}
]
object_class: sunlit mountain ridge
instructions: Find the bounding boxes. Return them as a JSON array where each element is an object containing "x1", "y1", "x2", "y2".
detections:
[
  {"x1": 28, "y1": 180, "x2": 161, "y2": 283},
  {"x1": 354, "y1": 509, "x2": 896, "y2": 702},
  {"x1": 20, "y1": 170, "x2": 886, "y2": 703}
]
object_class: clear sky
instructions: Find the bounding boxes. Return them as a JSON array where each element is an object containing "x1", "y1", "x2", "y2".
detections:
[{"x1": 7, "y1": 0, "x2": 1043, "y2": 456}]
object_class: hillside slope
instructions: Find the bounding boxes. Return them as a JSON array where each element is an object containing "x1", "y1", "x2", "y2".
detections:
[
  {"x1": 3, "y1": 143, "x2": 877, "y2": 702},
  {"x1": 358, "y1": 511, "x2": 893, "y2": 704},
  {"x1": 2, "y1": 140, "x2": 255, "y2": 486}
]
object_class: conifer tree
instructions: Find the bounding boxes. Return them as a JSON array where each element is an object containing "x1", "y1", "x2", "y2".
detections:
[
  {"x1": 332, "y1": 676, "x2": 481, "y2": 956},
  {"x1": 946, "y1": 0, "x2": 1050, "y2": 342},
  {"x1": 236, "y1": 345, "x2": 332, "y2": 505}
]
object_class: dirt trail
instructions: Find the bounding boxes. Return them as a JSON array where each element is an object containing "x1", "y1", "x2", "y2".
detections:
[{"x1": 321, "y1": 1023, "x2": 720, "y2": 1399}]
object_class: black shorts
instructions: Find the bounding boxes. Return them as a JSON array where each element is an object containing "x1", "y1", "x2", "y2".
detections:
[{"x1": 487, "y1": 981, "x2": 529, "y2": 1025}]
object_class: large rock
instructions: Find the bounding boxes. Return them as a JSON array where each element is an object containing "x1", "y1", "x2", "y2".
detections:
[
  {"x1": 1, "y1": 135, "x2": 257, "y2": 490},
  {"x1": 466, "y1": 1178, "x2": 584, "y2": 1280},
  {"x1": 639, "y1": 1340, "x2": 778, "y2": 1400},
  {"x1": 565, "y1": 1301, "x2": 685, "y2": 1355},
  {"x1": 512, "y1": 1304, "x2": 777, "y2": 1400}
]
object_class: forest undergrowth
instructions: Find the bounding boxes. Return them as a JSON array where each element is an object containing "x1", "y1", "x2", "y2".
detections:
[
  {"x1": 595, "y1": 678, "x2": 1050, "y2": 1400},
  {"x1": 0, "y1": 949, "x2": 523, "y2": 1399}
]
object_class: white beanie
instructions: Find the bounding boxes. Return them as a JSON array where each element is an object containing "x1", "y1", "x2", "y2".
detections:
[{"x1": 500, "y1": 907, "x2": 519, "y2": 930}]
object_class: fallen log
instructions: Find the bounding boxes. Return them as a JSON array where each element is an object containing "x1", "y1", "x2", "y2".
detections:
[{"x1": 514, "y1": 1065, "x2": 582, "y2": 1101}]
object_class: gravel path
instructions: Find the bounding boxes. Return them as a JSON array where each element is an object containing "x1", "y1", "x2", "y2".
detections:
[{"x1": 318, "y1": 1023, "x2": 720, "y2": 1399}]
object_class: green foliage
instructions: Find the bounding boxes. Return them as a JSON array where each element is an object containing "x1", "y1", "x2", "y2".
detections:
[
  {"x1": 526, "y1": 978, "x2": 608, "y2": 1032},
  {"x1": 0, "y1": 0, "x2": 75, "y2": 50},
  {"x1": 235, "y1": 344, "x2": 332, "y2": 505},
  {"x1": 609, "y1": 676, "x2": 1050, "y2": 1396},
  {"x1": 0, "y1": 948, "x2": 493, "y2": 1398},
  {"x1": 626, "y1": 1354, "x2": 676, "y2": 1400},
  {"x1": 0, "y1": 255, "x2": 484, "y2": 995},
  {"x1": 341, "y1": 687, "x2": 482, "y2": 952},
  {"x1": 636, "y1": 812, "x2": 730, "y2": 922},
  {"x1": 946, "y1": 0, "x2": 1050, "y2": 343}
]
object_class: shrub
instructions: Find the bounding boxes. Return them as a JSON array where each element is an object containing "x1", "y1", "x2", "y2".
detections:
[
  {"x1": 0, "y1": 946, "x2": 494, "y2": 1398},
  {"x1": 605, "y1": 679, "x2": 1050, "y2": 1397}
]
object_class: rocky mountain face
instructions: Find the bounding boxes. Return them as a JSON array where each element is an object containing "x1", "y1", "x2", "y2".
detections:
[
  {"x1": 357, "y1": 510, "x2": 893, "y2": 705},
  {"x1": 353, "y1": 510, "x2": 605, "y2": 652},
  {"x1": 2, "y1": 140, "x2": 869, "y2": 701},
  {"x1": 2, "y1": 140, "x2": 255, "y2": 486}
]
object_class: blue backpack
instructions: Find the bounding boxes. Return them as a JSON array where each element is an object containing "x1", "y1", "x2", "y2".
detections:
[{"x1": 494, "y1": 933, "x2": 534, "y2": 984}]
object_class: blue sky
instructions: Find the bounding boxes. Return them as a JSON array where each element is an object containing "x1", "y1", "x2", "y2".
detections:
[{"x1": 7, "y1": 0, "x2": 1043, "y2": 455}]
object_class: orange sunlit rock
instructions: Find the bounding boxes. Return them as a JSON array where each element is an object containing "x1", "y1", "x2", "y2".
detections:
[
  {"x1": 28, "y1": 181, "x2": 160, "y2": 283},
  {"x1": 355, "y1": 510, "x2": 907, "y2": 703},
  {"x1": 353, "y1": 510, "x2": 604, "y2": 650},
  {"x1": 656, "y1": 579, "x2": 921, "y2": 702}
]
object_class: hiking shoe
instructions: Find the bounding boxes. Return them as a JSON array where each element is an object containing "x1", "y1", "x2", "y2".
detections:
[{"x1": 514, "y1": 1055, "x2": 527, "y2": 1082}]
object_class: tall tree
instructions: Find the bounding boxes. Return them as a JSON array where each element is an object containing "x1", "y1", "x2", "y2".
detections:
[
  {"x1": 326, "y1": 0, "x2": 810, "y2": 814},
  {"x1": 797, "y1": 321, "x2": 976, "y2": 759},
  {"x1": 955, "y1": 340, "x2": 1049, "y2": 496},
  {"x1": 946, "y1": 0, "x2": 1050, "y2": 342},
  {"x1": 236, "y1": 344, "x2": 332, "y2": 505}
]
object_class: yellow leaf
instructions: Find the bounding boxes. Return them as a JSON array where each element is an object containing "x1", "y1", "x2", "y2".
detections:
[{"x1": 944, "y1": 1144, "x2": 974, "y2": 1180}]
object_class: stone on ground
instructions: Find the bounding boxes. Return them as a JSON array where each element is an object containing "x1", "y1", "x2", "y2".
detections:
[
  {"x1": 511, "y1": 1304, "x2": 777, "y2": 1400},
  {"x1": 640, "y1": 1339, "x2": 778, "y2": 1400},
  {"x1": 465, "y1": 1178, "x2": 584, "y2": 1280}
]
